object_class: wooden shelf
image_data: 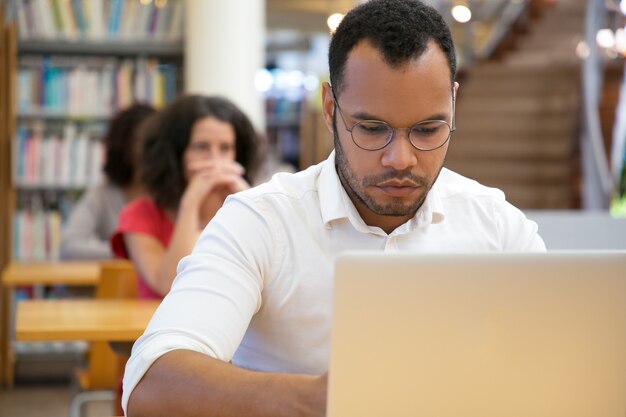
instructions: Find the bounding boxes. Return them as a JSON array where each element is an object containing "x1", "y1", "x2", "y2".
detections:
[
  {"x1": 18, "y1": 39, "x2": 183, "y2": 58},
  {"x1": 17, "y1": 110, "x2": 111, "y2": 121},
  {"x1": 14, "y1": 183, "x2": 88, "y2": 191}
]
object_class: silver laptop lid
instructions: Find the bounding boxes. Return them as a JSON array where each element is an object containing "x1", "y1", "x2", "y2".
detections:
[{"x1": 328, "y1": 251, "x2": 626, "y2": 417}]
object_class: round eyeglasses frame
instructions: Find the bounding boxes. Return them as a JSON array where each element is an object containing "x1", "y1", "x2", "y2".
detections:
[{"x1": 331, "y1": 87, "x2": 457, "y2": 152}]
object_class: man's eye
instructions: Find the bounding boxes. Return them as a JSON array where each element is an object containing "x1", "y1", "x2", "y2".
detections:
[
  {"x1": 357, "y1": 122, "x2": 389, "y2": 135},
  {"x1": 412, "y1": 124, "x2": 440, "y2": 136}
]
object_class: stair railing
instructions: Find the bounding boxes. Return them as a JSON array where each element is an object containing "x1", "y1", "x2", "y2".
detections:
[{"x1": 581, "y1": 0, "x2": 615, "y2": 208}]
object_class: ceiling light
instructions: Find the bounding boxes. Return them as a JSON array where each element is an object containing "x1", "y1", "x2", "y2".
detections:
[
  {"x1": 254, "y1": 69, "x2": 274, "y2": 93},
  {"x1": 596, "y1": 28, "x2": 616, "y2": 49},
  {"x1": 575, "y1": 40, "x2": 590, "y2": 59},
  {"x1": 327, "y1": 13, "x2": 344, "y2": 32},
  {"x1": 451, "y1": 4, "x2": 472, "y2": 23}
]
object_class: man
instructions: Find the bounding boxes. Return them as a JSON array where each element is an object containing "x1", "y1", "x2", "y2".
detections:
[{"x1": 124, "y1": 1, "x2": 545, "y2": 416}]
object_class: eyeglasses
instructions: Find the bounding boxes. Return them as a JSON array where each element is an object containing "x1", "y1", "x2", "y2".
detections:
[{"x1": 331, "y1": 88, "x2": 456, "y2": 152}]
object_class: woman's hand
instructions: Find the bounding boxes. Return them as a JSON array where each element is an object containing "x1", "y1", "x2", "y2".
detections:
[{"x1": 181, "y1": 159, "x2": 250, "y2": 225}]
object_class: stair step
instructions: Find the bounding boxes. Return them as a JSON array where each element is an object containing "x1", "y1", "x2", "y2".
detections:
[
  {"x1": 448, "y1": 137, "x2": 573, "y2": 158},
  {"x1": 532, "y1": 16, "x2": 585, "y2": 31},
  {"x1": 456, "y1": 97, "x2": 579, "y2": 114},
  {"x1": 496, "y1": 186, "x2": 574, "y2": 209},
  {"x1": 503, "y1": 52, "x2": 581, "y2": 67},
  {"x1": 444, "y1": 159, "x2": 572, "y2": 182},
  {"x1": 467, "y1": 64, "x2": 580, "y2": 77},
  {"x1": 455, "y1": 121, "x2": 576, "y2": 136},
  {"x1": 459, "y1": 79, "x2": 577, "y2": 96},
  {"x1": 536, "y1": 1, "x2": 588, "y2": 16},
  {"x1": 519, "y1": 36, "x2": 582, "y2": 52}
]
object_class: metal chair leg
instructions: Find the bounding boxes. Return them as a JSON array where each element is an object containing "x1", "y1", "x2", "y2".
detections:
[{"x1": 69, "y1": 390, "x2": 115, "y2": 417}]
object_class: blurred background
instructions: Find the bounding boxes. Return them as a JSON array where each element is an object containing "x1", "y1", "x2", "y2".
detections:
[
  {"x1": 0, "y1": 0, "x2": 625, "y2": 416},
  {"x1": 2, "y1": 0, "x2": 626, "y2": 263}
]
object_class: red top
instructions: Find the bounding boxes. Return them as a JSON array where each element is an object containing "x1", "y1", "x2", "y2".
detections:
[{"x1": 111, "y1": 197, "x2": 174, "y2": 300}]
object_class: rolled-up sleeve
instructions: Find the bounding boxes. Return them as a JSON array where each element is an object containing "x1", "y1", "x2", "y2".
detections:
[{"x1": 121, "y1": 195, "x2": 279, "y2": 412}]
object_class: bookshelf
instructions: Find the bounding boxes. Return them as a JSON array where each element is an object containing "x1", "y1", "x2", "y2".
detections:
[
  {"x1": 0, "y1": 0, "x2": 184, "y2": 387},
  {"x1": 260, "y1": 64, "x2": 332, "y2": 171},
  {"x1": 266, "y1": 96, "x2": 332, "y2": 171},
  {"x1": 266, "y1": 96, "x2": 302, "y2": 168},
  {"x1": 11, "y1": 0, "x2": 184, "y2": 262}
]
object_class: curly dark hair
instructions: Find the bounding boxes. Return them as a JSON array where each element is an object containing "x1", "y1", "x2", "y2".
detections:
[
  {"x1": 102, "y1": 103, "x2": 156, "y2": 187},
  {"x1": 141, "y1": 94, "x2": 263, "y2": 211},
  {"x1": 329, "y1": 0, "x2": 457, "y2": 96}
]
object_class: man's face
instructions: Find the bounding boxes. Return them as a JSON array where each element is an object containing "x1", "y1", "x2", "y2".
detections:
[{"x1": 322, "y1": 40, "x2": 458, "y2": 233}]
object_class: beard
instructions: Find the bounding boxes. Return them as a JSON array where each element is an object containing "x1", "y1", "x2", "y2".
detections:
[{"x1": 332, "y1": 113, "x2": 440, "y2": 218}]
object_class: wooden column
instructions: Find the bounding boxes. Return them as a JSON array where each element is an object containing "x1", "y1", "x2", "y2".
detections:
[{"x1": 0, "y1": 10, "x2": 17, "y2": 387}]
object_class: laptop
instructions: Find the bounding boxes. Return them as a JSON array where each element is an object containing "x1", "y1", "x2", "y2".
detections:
[{"x1": 327, "y1": 251, "x2": 626, "y2": 417}]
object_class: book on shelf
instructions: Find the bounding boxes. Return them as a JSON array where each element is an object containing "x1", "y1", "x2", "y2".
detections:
[
  {"x1": 14, "y1": 122, "x2": 105, "y2": 188},
  {"x1": 154, "y1": 0, "x2": 170, "y2": 38},
  {"x1": 18, "y1": 55, "x2": 179, "y2": 114},
  {"x1": 60, "y1": 123, "x2": 75, "y2": 186},
  {"x1": 119, "y1": 0, "x2": 139, "y2": 39},
  {"x1": 32, "y1": 203, "x2": 46, "y2": 260},
  {"x1": 31, "y1": 0, "x2": 55, "y2": 39},
  {"x1": 86, "y1": 0, "x2": 106, "y2": 39},
  {"x1": 71, "y1": 0, "x2": 86, "y2": 36},
  {"x1": 58, "y1": 0, "x2": 78, "y2": 39},
  {"x1": 12, "y1": 191, "x2": 78, "y2": 261},
  {"x1": 50, "y1": 0, "x2": 64, "y2": 36},
  {"x1": 168, "y1": 0, "x2": 183, "y2": 40},
  {"x1": 10, "y1": 0, "x2": 186, "y2": 263},
  {"x1": 17, "y1": 0, "x2": 184, "y2": 41},
  {"x1": 107, "y1": 0, "x2": 123, "y2": 36}
]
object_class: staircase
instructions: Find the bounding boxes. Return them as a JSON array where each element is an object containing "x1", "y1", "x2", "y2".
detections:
[{"x1": 445, "y1": 0, "x2": 587, "y2": 209}]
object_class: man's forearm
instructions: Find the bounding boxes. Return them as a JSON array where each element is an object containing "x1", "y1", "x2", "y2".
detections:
[{"x1": 127, "y1": 349, "x2": 327, "y2": 417}]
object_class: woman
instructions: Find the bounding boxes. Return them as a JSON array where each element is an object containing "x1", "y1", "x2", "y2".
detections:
[
  {"x1": 111, "y1": 95, "x2": 262, "y2": 299},
  {"x1": 60, "y1": 103, "x2": 155, "y2": 260}
]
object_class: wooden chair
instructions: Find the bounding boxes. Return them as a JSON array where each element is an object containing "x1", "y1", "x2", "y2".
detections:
[{"x1": 70, "y1": 259, "x2": 137, "y2": 417}]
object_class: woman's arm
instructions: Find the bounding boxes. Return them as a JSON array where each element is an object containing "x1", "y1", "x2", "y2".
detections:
[
  {"x1": 122, "y1": 201, "x2": 201, "y2": 296},
  {"x1": 124, "y1": 161, "x2": 248, "y2": 296}
]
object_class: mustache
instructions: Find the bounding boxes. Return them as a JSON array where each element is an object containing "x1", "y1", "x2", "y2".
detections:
[{"x1": 362, "y1": 169, "x2": 429, "y2": 187}]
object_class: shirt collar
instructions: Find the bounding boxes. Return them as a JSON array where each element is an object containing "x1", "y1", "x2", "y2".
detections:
[
  {"x1": 318, "y1": 151, "x2": 446, "y2": 233},
  {"x1": 318, "y1": 151, "x2": 349, "y2": 227}
]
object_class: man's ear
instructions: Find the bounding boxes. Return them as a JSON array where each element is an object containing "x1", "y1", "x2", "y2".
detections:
[
  {"x1": 453, "y1": 81, "x2": 459, "y2": 102},
  {"x1": 321, "y1": 82, "x2": 336, "y2": 134}
]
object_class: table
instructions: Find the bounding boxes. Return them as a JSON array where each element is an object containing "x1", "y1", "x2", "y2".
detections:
[
  {"x1": 15, "y1": 298, "x2": 159, "y2": 416},
  {"x1": 1, "y1": 261, "x2": 102, "y2": 388},
  {"x1": 2, "y1": 262, "x2": 101, "y2": 287},
  {"x1": 16, "y1": 299, "x2": 159, "y2": 343}
]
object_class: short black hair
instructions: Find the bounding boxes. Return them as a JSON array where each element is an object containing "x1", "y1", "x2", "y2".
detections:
[
  {"x1": 103, "y1": 103, "x2": 156, "y2": 187},
  {"x1": 141, "y1": 94, "x2": 263, "y2": 211},
  {"x1": 329, "y1": 0, "x2": 457, "y2": 96}
]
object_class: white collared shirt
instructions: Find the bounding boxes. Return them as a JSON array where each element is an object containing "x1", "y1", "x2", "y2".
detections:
[{"x1": 122, "y1": 151, "x2": 545, "y2": 411}]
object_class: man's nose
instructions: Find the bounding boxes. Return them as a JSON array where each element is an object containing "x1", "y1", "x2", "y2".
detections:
[{"x1": 380, "y1": 128, "x2": 418, "y2": 171}]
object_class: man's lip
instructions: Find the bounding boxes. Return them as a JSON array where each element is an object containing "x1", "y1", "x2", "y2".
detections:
[
  {"x1": 378, "y1": 180, "x2": 419, "y2": 188},
  {"x1": 377, "y1": 183, "x2": 420, "y2": 197}
]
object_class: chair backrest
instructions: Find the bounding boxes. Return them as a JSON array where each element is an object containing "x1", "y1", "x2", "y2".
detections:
[
  {"x1": 95, "y1": 259, "x2": 137, "y2": 299},
  {"x1": 77, "y1": 259, "x2": 137, "y2": 390}
]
